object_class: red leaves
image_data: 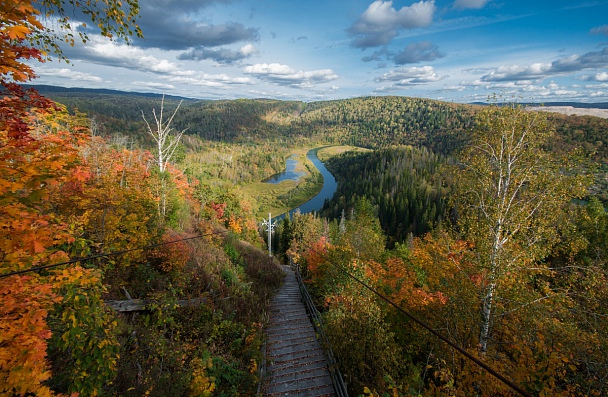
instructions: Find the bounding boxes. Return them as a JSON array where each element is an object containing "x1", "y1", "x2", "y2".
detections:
[
  {"x1": 149, "y1": 231, "x2": 193, "y2": 272},
  {"x1": 209, "y1": 201, "x2": 227, "y2": 222}
]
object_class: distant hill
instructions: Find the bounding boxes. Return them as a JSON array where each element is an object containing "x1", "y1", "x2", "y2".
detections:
[
  {"x1": 26, "y1": 85, "x2": 608, "y2": 168},
  {"x1": 527, "y1": 106, "x2": 608, "y2": 119},
  {"x1": 25, "y1": 84, "x2": 194, "y2": 101},
  {"x1": 471, "y1": 101, "x2": 608, "y2": 109}
]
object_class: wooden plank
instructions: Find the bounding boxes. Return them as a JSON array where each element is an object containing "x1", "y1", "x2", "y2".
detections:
[{"x1": 263, "y1": 266, "x2": 335, "y2": 397}]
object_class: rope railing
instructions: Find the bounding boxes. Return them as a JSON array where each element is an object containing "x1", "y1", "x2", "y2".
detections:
[{"x1": 290, "y1": 259, "x2": 349, "y2": 397}]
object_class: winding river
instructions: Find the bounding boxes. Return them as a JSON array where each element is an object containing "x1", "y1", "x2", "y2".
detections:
[{"x1": 268, "y1": 148, "x2": 337, "y2": 222}]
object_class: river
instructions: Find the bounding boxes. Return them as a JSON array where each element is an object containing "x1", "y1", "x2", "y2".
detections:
[
  {"x1": 262, "y1": 155, "x2": 304, "y2": 184},
  {"x1": 268, "y1": 148, "x2": 337, "y2": 222}
]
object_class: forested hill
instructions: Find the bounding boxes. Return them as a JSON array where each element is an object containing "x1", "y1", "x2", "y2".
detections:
[
  {"x1": 35, "y1": 85, "x2": 608, "y2": 162},
  {"x1": 35, "y1": 87, "x2": 476, "y2": 154},
  {"x1": 163, "y1": 96, "x2": 476, "y2": 154},
  {"x1": 285, "y1": 97, "x2": 475, "y2": 154}
]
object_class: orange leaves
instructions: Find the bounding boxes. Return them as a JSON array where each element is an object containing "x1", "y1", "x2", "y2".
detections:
[
  {"x1": 302, "y1": 236, "x2": 329, "y2": 279},
  {"x1": 0, "y1": 108, "x2": 84, "y2": 274},
  {"x1": 228, "y1": 214, "x2": 243, "y2": 234},
  {"x1": 6, "y1": 25, "x2": 31, "y2": 40},
  {"x1": 0, "y1": 275, "x2": 60, "y2": 397}
]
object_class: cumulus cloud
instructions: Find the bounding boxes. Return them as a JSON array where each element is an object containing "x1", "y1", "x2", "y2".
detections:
[
  {"x1": 592, "y1": 72, "x2": 608, "y2": 81},
  {"x1": 132, "y1": 81, "x2": 177, "y2": 90},
  {"x1": 581, "y1": 72, "x2": 608, "y2": 81},
  {"x1": 37, "y1": 68, "x2": 103, "y2": 83},
  {"x1": 168, "y1": 73, "x2": 254, "y2": 88},
  {"x1": 591, "y1": 24, "x2": 608, "y2": 35},
  {"x1": 243, "y1": 63, "x2": 338, "y2": 88},
  {"x1": 375, "y1": 66, "x2": 446, "y2": 90},
  {"x1": 80, "y1": 41, "x2": 182, "y2": 74},
  {"x1": 393, "y1": 41, "x2": 445, "y2": 64},
  {"x1": 178, "y1": 44, "x2": 259, "y2": 64},
  {"x1": 454, "y1": 0, "x2": 490, "y2": 10},
  {"x1": 137, "y1": 21, "x2": 258, "y2": 50},
  {"x1": 348, "y1": 0, "x2": 436, "y2": 48},
  {"x1": 71, "y1": 0, "x2": 257, "y2": 50},
  {"x1": 481, "y1": 47, "x2": 608, "y2": 82}
]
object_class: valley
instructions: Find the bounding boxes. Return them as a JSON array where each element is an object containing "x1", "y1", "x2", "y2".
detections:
[
  {"x1": 3, "y1": 85, "x2": 608, "y2": 397},
  {"x1": 4, "y1": 3, "x2": 608, "y2": 396}
]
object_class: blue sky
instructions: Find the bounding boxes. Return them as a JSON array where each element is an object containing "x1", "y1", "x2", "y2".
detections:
[{"x1": 32, "y1": 0, "x2": 608, "y2": 103}]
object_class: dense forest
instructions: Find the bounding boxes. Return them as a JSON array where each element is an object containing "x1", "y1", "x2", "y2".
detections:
[
  {"x1": 3, "y1": 5, "x2": 608, "y2": 396},
  {"x1": 321, "y1": 146, "x2": 451, "y2": 246}
]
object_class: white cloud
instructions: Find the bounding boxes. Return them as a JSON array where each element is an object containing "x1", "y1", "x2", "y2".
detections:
[
  {"x1": 37, "y1": 68, "x2": 104, "y2": 83},
  {"x1": 441, "y1": 85, "x2": 466, "y2": 92},
  {"x1": 482, "y1": 63, "x2": 552, "y2": 81},
  {"x1": 240, "y1": 44, "x2": 257, "y2": 56},
  {"x1": 589, "y1": 90, "x2": 608, "y2": 98},
  {"x1": 349, "y1": 1, "x2": 436, "y2": 48},
  {"x1": 243, "y1": 63, "x2": 338, "y2": 88},
  {"x1": 454, "y1": 0, "x2": 490, "y2": 10},
  {"x1": 374, "y1": 66, "x2": 447, "y2": 91},
  {"x1": 481, "y1": 47, "x2": 608, "y2": 82},
  {"x1": 67, "y1": 38, "x2": 184, "y2": 76},
  {"x1": 132, "y1": 81, "x2": 177, "y2": 90},
  {"x1": 555, "y1": 89, "x2": 578, "y2": 96},
  {"x1": 168, "y1": 73, "x2": 254, "y2": 87},
  {"x1": 582, "y1": 72, "x2": 608, "y2": 81},
  {"x1": 585, "y1": 83, "x2": 608, "y2": 88}
]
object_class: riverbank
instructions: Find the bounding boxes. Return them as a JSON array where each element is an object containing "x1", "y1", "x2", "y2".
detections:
[
  {"x1": 240, "y1": 146, "x2": 362, "y2": 218},
  {"x1": 239, "y1": 147, "x2": 322, "y2": 218}
]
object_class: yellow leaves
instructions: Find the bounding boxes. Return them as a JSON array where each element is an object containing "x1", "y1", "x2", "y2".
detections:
[
  {"x1": 228, "y1": 214, "x2": 243, "y2": 234},
  {"x1": 189, "y1": 355, "x2": 216, "y2": 397},
  {"x1": 248, "y1": 358, "x2": 258, "y2": 374}
]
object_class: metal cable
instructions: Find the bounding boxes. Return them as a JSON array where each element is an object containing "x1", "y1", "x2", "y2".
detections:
[
  {"x1": 307, "y1": 247, "x2": 532, "y2": 397},
  {"x1": 0, "y1": 230, "x2": 229, "y2": 279}
]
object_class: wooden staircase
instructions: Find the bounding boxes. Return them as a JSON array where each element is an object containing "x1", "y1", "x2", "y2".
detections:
[{"x1": 263, "y1": 266, "x2": 335, "y2": 397}]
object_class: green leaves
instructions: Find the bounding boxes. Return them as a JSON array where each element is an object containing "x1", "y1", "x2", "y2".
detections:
[{"x1": 48, "y1": 267, "x2": 119, "y2": 397}]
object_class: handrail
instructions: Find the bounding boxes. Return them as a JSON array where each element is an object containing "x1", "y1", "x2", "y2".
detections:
[{"x1": 291, "y1": 260, "x2": 349, "y2": 397}]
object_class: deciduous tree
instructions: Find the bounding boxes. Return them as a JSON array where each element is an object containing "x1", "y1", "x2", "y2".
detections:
[{"x1": 450, "y1": 103, "x2": 589, "y2": 353}]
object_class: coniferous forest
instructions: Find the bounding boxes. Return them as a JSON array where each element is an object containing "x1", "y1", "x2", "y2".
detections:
[{"x1": 3, "y1": 4, "x2": 608, "y2": 397}]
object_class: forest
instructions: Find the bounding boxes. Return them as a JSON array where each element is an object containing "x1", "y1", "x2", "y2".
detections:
[{"x1": 2, "y1": 2, "x2": 608, "y2": 397}]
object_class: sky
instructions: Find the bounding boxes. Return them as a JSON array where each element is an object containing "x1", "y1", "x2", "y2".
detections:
[{"x1": 31, "y1": 0, "x2": 608, "y2": 103}]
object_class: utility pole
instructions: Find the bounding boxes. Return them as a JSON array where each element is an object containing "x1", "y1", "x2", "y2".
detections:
[{"x1": 261, "y1": 213, "x2": 276, "y2": 257}]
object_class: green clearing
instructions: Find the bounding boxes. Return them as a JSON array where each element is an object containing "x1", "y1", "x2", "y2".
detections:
[
  {"x1": 240, "y1": 146, "x2": 365, "y2": 218},
  {"x1": 316, "y1": 145, "x2": 370, "y2": 161}
]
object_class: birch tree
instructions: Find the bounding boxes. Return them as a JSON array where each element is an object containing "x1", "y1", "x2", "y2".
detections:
[
  {"x1": 451, "y1": 103, "x2": 588, "y2": 354},
  {"x1": 142, "y1": 96, "x2": 188, "y2": 218},
  {"x1": 142, "y1": 96, "x2": 187, "y2": 173}
]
